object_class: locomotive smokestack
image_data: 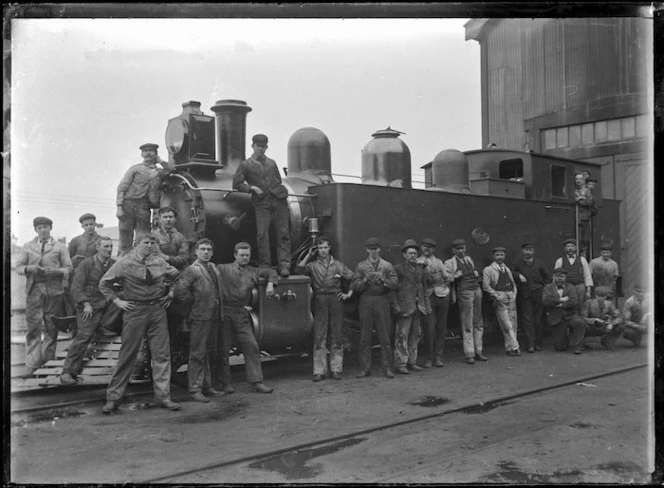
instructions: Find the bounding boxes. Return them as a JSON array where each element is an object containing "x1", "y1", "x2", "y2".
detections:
[{"x1": 210, "y1": 99, "x2": 252, "y2": 173}]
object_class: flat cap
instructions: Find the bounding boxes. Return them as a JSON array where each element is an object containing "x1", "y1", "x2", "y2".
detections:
[
  {"x1": 33, "y1": 216, "x2": 53, "y2": 227},
  {"x1": 600, "y1": 243, "x2": 612, "y2": 250},
  {"x1": 252, "y1": 134, "x2": 268, "y2": 144},
  {"x1": 491, "y1": 246, "x2": 507, "y2": 253},
  {"x1": 420, "y1": 237, "x2": 436, "y2": 247},
  {"x1": 78, "y1": 213, "x2": 96, "y2": 223},
  {"x1": 316, "y1": 235, "x2": 331, "y2": 244},
  {"x1": 158, "y1": 206, "x2": 178, "y2": 216},
  {"x1": 521, "y1": 242, "x2": 535, "y2": 249},
  {"x1": 594, "y1": 286, "x2": 610, "y2": 297},
  {"x1": 139, "y1": 143, "x2": 159, "y2": 150},
  {"x1": 586, "y1": 178, "x2": 598, "y2": 183},
  {"x1": 365, "y1": 237, "x2": 381, "y2": 249},
  {"x1": 552, "y1": 267, "x2": 568, "y2": 275},
  {"x1": 563, "y1": 238, "x2": 577, "y2": 246},
  {"x1": 401, "y1": 239, "x2": 420, "y2": 253},
  {"x1": 451, "y1": 238, "x2": 466, "y2": 248}
]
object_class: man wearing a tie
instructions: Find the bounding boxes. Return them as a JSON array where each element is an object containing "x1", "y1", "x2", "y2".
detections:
[
  {"x1": 174, "y1": 238, "x2": 226, "y2": 403},
  {"x1": 482, "y1": 247, "x2": 520, "y2": 356},
  {"x1": 14, "y1": 216, "x2": 73, "y2": 376},
  {"x1": 542, "y1": 268, "x2": 586, "y2": 354},
  {"x1": 60, "y1": 237, "x2": 116, "y2": 385},
  {"x1": 444, "y1": 239, "x2": 486, "y2": 365}
]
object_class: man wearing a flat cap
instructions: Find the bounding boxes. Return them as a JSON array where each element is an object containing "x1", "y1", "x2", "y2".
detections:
[
  {"x1": 553, "y1": 238, "x2": 593, "y2": 308},
  {"x1": 69, "y1": 213, "x2": 103, "y2": 269},
  {"x1": 622, "y1": 283, "x2": 650, "y2": 347},
  {"x1": 511, "y1": 242, "x2": 550, "y2": 353},
  {"x1": 589, "y1": 243, "x2": 620, "y2": 302},
  {"x1": 418, "y1": 237, "x2": 453, "y2": 368},
  {"x1": 444, "y1": 238, "x2": 486, "y2": 364},
  {"x1": 233, "y1": 134, "x2": 291, "y2": 277},
  {"x1": 351, "y1": 237, "x2": 398, "y2": 378},
  {"x1": 13, "y1": 216, "x2": 73, "y2": 376},
  {"x1": 482, "y1": 247, "x2": 520, "y2": 356},
  {"x1": 580, "y1": 286, "x2": 624, "y2": 350},
  {"x1": 116, "y1": 143, "x2": 174, "y2": 256},
  {"x1": 392, "y1": 239, "x2": 430, "y2": 374},
  {"x1": 542, "y1": 267, "x2": 585, "y2": 354}
]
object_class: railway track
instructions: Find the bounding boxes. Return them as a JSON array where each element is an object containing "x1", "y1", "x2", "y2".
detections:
[{"x1": 137, "y1": 362, "x2": 648, "y2": 483}]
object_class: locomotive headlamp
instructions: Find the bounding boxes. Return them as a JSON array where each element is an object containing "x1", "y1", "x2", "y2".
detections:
[
  {"x1": 165, "y1": 118, "x2": 188, "y2": 156},
  {"x1": 165, "y1": 101, "x2": 216, "y2": 165}
]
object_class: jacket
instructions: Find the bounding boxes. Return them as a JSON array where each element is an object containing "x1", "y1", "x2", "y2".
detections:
[
  {"x1": 482, "y1": 262, "x2": 518, "y2": 300},
  {"x1": 443, "y1": 254, "x2": 479, "y2": 304},
  {"x1": 542, "y1": 282, "x2": 580, "y2": 325},
  {"x1": 14, "y1": 237, "x2": 73, "y2": 296},
  {"x1": 351, "y1": 258, "x2": 399, "y2": 295},
  {"x1": 233, "y1": 156, "x2": 289, "y2": 202},
  {"x1": 174, "y1": 260, "x2": 225, "y2": 321},
  {"x1": 394, "y1": 261, "x2": 431, "y2": 316},
  {"x1": 71, "y1": 254, "x2": 116, "y2": 311}
]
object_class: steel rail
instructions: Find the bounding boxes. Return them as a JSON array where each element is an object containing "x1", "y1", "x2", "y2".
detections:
[
  {"x1": 141, "y1": 362, "x2": 648, "y2": 483},
  {"x1": 169, "y1": 173, "x2": 316, "y2": 199}
]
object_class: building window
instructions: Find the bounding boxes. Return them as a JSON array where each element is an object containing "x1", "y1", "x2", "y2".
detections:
[
  {"x1": 595, "y1": 121, "x2": 608, "y2": 143},
  {"x1": 542, "y1": 129, "x2": 557, "y2": 150},
  {"x1": 551, "y1": 165, "x2": 566, "y2": 198},
  {"x1": 581, "y1": 123, "x2": 594, "y2": 145},
  {"x1": 556, "y1": 127, "x2": 569, "y2": 148},
  {"x1": 499, "y1": 158, "x2": 524, "y2": 180},
  {"x1": 607, "y1": 119, "x2": 621, "y2": 141},
  {"x1": 636, "y1": 114, "x2": 648, "y2": 137},
  {"x1": 622, "y1": 117, "x2": 636, "y2": 139},
  {"x1": 569, "y1": 125, "x2": 581, "y2": 147}
]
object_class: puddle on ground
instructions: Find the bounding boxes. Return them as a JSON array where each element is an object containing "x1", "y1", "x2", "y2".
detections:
[
  {"x1": 462, "y1": 400, "x2": 515, "y2": 414},
  {"x1": 569, "y1": 422, "x2": 595, "y2": 429},
  {"x1": 248, "y1": 437, "x2": 366, "y2": 479},
  {"x1": 482, "y1": 460, "x2": 584, "y2": 483},
  {"x1": 12, "y1": 408, "x2": 87, "y2": 426},
  {"x1": 409, "y1": 396, "x2": 450, "y2": 407},
  {"x1": 178, "y1": 402, "x2": 246, "y2": 424}
]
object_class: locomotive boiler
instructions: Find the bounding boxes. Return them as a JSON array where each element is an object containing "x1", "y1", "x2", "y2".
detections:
[{"x1": 160, "y1": 98, "x2": 622, "y2": 349}]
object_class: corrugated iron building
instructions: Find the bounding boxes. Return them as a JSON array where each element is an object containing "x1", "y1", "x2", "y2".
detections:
[{"x1": 464, "y1": 18, "x2": 653, "y2": 294}]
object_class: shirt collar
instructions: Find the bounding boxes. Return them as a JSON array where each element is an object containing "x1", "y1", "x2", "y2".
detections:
[{"x1": 317, "y1": 255, "x2": 334, "y2": 265}]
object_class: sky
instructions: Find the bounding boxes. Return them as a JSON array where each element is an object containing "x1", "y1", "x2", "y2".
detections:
[{"x1": 9, "y1": 18, "x2": 481, "y2": 243}]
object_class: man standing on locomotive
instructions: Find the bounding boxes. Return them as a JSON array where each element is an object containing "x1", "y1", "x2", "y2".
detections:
[
  {"x1": 418, "y1": 237, "x2": 453, "y2": 368},
  {"x1": 173, "y1": 238, "x2": 226, "y2": 402},
  {"x1": 393, "y1": 239, "x2": 430, "y2": 374},
  {"x1": 233, "y1": 134, "x2": 291, "y2": 277},
  {"x1": 296, "y1": 235, "x2": 354, "y2": 382},
  {"x1": 554, "y1": 238, "x2": 593, "y2": 306},
  {"x1": 511, "y1": 242, "x2": 551, "y2": 353},
  {"x1": 216, "y1": 242, "x2": 279, "y2": 394},
  {"x1": 14, "y1": 216, "x2": 73, "y2": 377},
  {"x1": 444, "y1": 239, "x2": 486, "y2": 365},
  {"x1": 352, "y1": 237, "x2": 399, "y2": 379},
  {"x1": 542, "y1": 268, "x2": 586, "y2": 354},
  {"x1": 116, "y1": 143, "x2": 174, "y2": 256},
  {"x1": 99, "y1": 232, "x2": 180, "y2": 413},
  {"x1": 60, "y1": 237, "x2": 116, "y2": 385}
]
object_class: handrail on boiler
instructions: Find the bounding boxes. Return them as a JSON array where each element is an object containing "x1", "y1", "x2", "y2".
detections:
[{"x1": 168, "y1": 172, "x2": 317, "y2": 199}]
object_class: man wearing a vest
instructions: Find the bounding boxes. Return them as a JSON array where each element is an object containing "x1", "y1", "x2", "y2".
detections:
[
  {"x1": 553, "y1": 239, "x2": 593, "y2": 309},
  {"x1": 482, "y1": 247, "x2": 520, "y2": 356}
]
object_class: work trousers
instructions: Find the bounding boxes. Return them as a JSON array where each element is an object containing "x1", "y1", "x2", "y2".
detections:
[
  {"x1": 394, "y1": 312, "x2": 421, "y2": 368},
  {"x1": 312, "y1": 293, "x2": 345, "y2": 376},
  {"x1": 25, "y1": 287, "x2": 64, "y2": 370},
  {"x1": 358, "y1": 295, "x2": 394, "y2": 372},
  {"x1": 456, "y1": 287, "x2": 484, "y2": 358},
  {"x1": 517, "y1": 288, "x2": 544, "y2": 349},
  {"x1": 423, "y1": 295, "x2": 450, "y2": 362},
  {"x1": 118, "y1": 199, "x2": 152, "y2": 255},
  {"x1": 106, "y1": 303, "x2": 172, "y2": 403},
  {"x1": 62, "y1": 308, "x2": 104, "y2": 375},
  {"x1": 584, "y1": 322, "x2": 626, "y2": 348},
  {"x1": 568, "y1": 283, "x2": 587, "y2": 311},
  {"x1": 492, "y1": 291, "x2": 520, "y2": 352},
  {"x1": 219, "y1": 307, "x2": 263, "y2": 385},
  {"x1": 623, "y1": 324, "x2": 646, "y2": 347},
  {"x1": 188, "y1": 318, "x2": 220, "y2": 393},
  {"x1": 254, "y1": 195, "x2": 291, "y2": 269},
  {"x1": 549, "y1": 315, "x2": 585, "y2": 352}
]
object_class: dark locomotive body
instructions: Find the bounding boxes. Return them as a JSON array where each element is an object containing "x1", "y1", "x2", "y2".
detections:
[{"x1": 160, "y1": 99, "x2": 622, "y2": 352}]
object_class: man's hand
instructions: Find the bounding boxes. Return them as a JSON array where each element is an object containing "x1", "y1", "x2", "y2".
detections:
[
  {"x1": 519, "y1": 275, "x2": 527, "y2": 283},
  {"x1": 501, "y1": 295, "x2": 511, "y2": 304},
  {"x1": 250, "y1": 185, "x2": 264, "y2": 196},
  {"x1": 266, "y1": 282, "x2": 275, "y2": 298},
  {"x1": 244, "y1": 306, "x2": 253, "y2": 312},
  {"x1": 25, "y1": 265, "x2": 44, "y2": 275},
  {"x1": 454, "y1": 270, "x2": 463, "y2": 279},
  {"x1": 338, "y1": 292, "x2": 352, "y2": 301},
  {"x1": 560, "y1": 296, "x2": 569, "y2": 303},
  {"x1": 82, "y1": 302, "x2": 94, "y2": 321},
  {"x1": 116, "y1": 207, "x2": 125, "y2": 220},
  {"x1": 159, "y1": 292, "x2": 173, "y2": 309},
  {"x1": 585, "y1": 289, "x2": 592, "y2": 300},
  {"x1": 43, "y1": 268, "x2": 63, "y2": 277},
  {"x1": 114, "y1": 298, "x2": 136, "y2": 311}
]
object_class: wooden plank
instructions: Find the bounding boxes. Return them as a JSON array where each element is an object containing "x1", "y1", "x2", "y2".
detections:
[
  {"x1": 37, "y1": 375, "x2": 112, "y2": 386},
  {"x1": 35, "y1": 366, "x2": 119, "y2": 376}
]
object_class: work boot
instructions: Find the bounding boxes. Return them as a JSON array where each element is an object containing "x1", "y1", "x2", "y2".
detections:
[
  {"x1": 395, "y1": 366, "x2": 409, "y2": 375},
  {"x1": 475, "y1": 354, "x2": 488, "y2": 362},
  {"x1": 600, "y1": 337, "x2": 613, "y2": 351},
  {"x1": 204, "y1": 388, "x2": 225, "y2": 397},
  {"x1": 573, "y1": 348, "x2": 582, "y2": 355},
  {"x1": 527, "y1": 347, "x2": 535, "y2": 353},
  {"x1": 22, "y1": 367, "x2": 37, "y2": 378},
  {"x1": 384, "y1": 369, "x2": 395, "y2": 379},
  {"x1": 190, "y1": 392, "x2": 210, "y2": 403},
  {"x1": 313, "y1": 375, "x2": 324, "y2": 382},
  {"x1": 252, "y1": 382, "x2": 273, "y2": 394},
  {"x1": 102, "y1": 401, "x2": 118, "y2": 414},
  {"x1": 356, "y1": 370, "x2": 371, "y2": 378},
  {"x1": 466, "y1": 357, "x2": 476, "y2": 365},
  {"x1": 331, "y1": 372, "x2": 342, "y2": 380},
  {"x1": 221, "y1": 384, "x2": 235, "y2": 394},
  {"x1": 423, "y1": 360, "x2": 433, "y2": 368},
  {"x1": 534, "y1": 345, "x2": 543, "y2": 351},
  {"x1": 59, "y1": 373, "x2": 77, "y2": 385},
  {"x1": 279, "y1": 267, "x2": 290, "y2": 278},
  {"x1": 512, "y1": 349, "x2": 522, "y2": 356},
  {"x1": 407, "y1": 363, "x2": 423, "y2": 371},
  {"x1": 433, "y1": 358, "x2": 444, "y2": 368},
  {"x1": 158, "y1": 399, "x2": 181, "y2": 411}
]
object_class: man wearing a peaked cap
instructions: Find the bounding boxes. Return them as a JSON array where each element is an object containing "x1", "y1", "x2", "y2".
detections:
[
  {"x1": 542, "y1": 267, "x2": 585, "y2": 354},
  {"x1": 553, "y1": 238, "x2": 593, "y2": 307},
  {"x1": 233, "y1": 133, "x2": 291, "y2": 277}
]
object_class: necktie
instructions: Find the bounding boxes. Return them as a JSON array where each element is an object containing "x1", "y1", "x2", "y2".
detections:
[
  {"x1": 206, "y1": 264, "x2": 219, "y2": 292},
  {"x1": 256, "y1": 156, "x2": 266, "y2": 163},
  {"x1": 143, "y1": 260, "x2": 153, "y2": 285},
  {"x1": 41, "y1": 240, "x2": 47, "y2": 253},
  {"x1": 500, "y1": 265, "x2": 505, "y2": 273}
]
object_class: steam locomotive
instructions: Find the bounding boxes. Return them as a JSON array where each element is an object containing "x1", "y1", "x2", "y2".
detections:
[{"x1": 159, "y1": 99, "x2": 621, "y2": 355}]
